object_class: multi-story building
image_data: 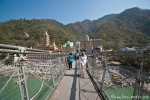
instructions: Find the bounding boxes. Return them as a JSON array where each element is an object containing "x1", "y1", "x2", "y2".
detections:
[
  {"x1": 91, "y1": 39, "x2": 102, "y2": 50},
  {"x1": 84, "y1": 35, "x2": 103, "y2": 55}
]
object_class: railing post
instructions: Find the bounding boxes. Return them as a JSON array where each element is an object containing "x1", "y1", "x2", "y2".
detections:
[
  {"x1": 18, "y1": 58, "x2": 29, "y2": 100},
  {"x1": 18, "y1": 69, "x2": 24, "y2": 100},
  {"x1": 100, "y1": 56, "x2": 107, "y2": 90},
  {"x1": 51, "y1": 66, "x2": 56, "y2": 89},
  {"x1": 132, "y1": 57, "x2": 144, "y2": 100},
  {"x1": 59, "y1": 56, "x2": 63, "y2": 76},
  {"x1": 92, "y1": 56, "x2": 94, "y2": 77},
  {"x1": 139, "y1": 58, "x2": 145, "y2": 100},
  {"x1": 48, "y1": 52, "x2": 56, "y2": 89}
]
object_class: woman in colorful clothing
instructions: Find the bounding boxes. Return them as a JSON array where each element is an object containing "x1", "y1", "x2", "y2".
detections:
[{"x1": 67, "y1": 53, "x2": 74, "y2": 70}]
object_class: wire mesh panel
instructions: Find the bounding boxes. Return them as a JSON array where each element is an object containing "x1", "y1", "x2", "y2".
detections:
[
  {"x1": 0, "y1": 52, "x2": 67, "y2": 100},
  {"x1": 0, "y1": 44, "x2": 69, "y2": 100},
  {"x1": 0, "y1": 64, "x2": 21, "y2": 100},
  {"x1": 26, "y1": 78, "x2": 53, "y2": 100},
  {"x1": 23, "y1": 56, "x2": 67, "y2": 100},
  {"x1": 87, "y1": 56, "x2": 150, "y2": 100}
]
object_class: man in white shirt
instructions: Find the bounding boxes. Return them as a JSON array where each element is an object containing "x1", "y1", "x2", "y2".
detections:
[{"x1": 78, "y1": 52, "x2": 87, "y2": 78}]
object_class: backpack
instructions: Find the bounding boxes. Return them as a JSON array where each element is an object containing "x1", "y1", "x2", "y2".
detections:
[{"x1": 67, "y1": 58, "x2": 70, "y2": 62}]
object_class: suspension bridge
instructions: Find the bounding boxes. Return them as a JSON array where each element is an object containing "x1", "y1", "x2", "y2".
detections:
[{"x1": 0, "y1": 44, "x2": 150, "y2": 100}]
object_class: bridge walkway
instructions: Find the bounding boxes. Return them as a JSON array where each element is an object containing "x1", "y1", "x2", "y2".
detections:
[{"x1": 50, "y1": 60, "x2": 101, "y2": 100}]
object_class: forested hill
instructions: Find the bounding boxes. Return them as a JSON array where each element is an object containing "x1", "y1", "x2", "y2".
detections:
[
  {"x1": 0, "y1": 7, "x2": 150, "y2": 50},
  {"x1": 91, "y1": 7, "x2": 150, "y2": 49},
  {"x1": 0, "y1": 19, "x2": 76, "y2": 47},
  {"x1": 66, "y1": 14, "x2": 117, "y2": 35}
]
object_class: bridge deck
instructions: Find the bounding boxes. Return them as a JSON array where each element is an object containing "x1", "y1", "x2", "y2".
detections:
[{"x1": 50, "y1": 61, "x2": 101, "y2": 100}]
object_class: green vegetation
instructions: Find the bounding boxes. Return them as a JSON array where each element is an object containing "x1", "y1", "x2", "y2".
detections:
[
  {"x1": 0, "y1": 19, "x2": 75, "y2": 48},
  {"x1": 0, "y1": 7, "x2": 150, "y2": 49},
  {"x1": 91, "y1": 7, "x2": 150, "y2": 50}
]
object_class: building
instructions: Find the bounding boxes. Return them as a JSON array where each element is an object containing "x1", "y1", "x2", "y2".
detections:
[
  {"x1": 64, "y1": 41, "x2": 73, "y2": 47},
  {"x1": 84, "y1": 35, "x2": 103, "y2": 55},
  {"x1": 42, "y1": 31, "x2": 50, "y2": 48},
  {"x1": 75, "y1": 41, "x2": 80, "y2": 53},
  {"x1": 122, "y1": 47, "x2": 136, "y2": 52},
  {"x1": 37, "y1": 31, "x2": 60, "y2": 52},
  {"x1": 106, "y1": 61, "x2": 121, "y2": 70},
  {"x1": 84, "y1": 35, "x2": 93, "y2": 55},
  {"x1": 91, "y1": 39, "x2": 103, "y2": 51}
]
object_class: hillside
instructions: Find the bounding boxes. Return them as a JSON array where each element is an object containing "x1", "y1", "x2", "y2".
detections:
[
  {"x1": 91, "y1": 7, "x2": 150, "y2": 50},
  {"x1": 0, "y1": 7, "x2": 150, "y2": 50},
  {"x1": 65, "y1": 14, "x2": 117, "y2": 37},
  {"x1": 0, "y1": 19, "x2": 75, "y2": 47}
]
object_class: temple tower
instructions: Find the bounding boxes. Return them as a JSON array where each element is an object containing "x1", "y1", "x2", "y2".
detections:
[
  {"x1": 86, "y1": 35, "x2": 89, "y2": 42},
  {"x1": 42, "y1": 31, "x2": 50, "y2": 47}
]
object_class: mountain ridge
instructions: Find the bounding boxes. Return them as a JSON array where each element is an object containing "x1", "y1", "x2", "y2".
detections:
[{"x1": 0, "y1": 7, "x2": 150, "y2": 50}]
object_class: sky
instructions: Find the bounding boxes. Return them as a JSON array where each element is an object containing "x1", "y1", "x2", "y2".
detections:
[{"x1": 0, "y1": 0, "x2": 150, "y2": 25}]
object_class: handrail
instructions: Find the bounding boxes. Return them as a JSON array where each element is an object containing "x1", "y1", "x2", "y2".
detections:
[{"x1": 93, "y1": 50, "x2": 150, "y2": 57}]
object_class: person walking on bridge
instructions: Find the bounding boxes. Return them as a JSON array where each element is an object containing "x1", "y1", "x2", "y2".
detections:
[
  {"x1": 67, "y1": 53, "x2": 74, "y2": 70},
  {"x1": 78, "y1": 51, "x2": 87, "y2": 78}
]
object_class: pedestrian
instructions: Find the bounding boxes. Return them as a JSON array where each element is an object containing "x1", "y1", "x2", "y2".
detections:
[
  {"x1": 78, "y1": 51, "x2": 87, "y2": 78},
  {"x1": 74, "y1": 53, "x2": 77, "y2": 61},
  {"x1": 67, "y1": 53, "x2": 74, "y2": 70}
]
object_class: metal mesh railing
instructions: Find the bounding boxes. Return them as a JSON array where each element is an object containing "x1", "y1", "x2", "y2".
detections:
[
  {"x1": 87, "y1": 56, "x2": 150, "y2": 100},
  {"x1": 0, "y1": 52, "x2": 67, "y2": 100},
  {"x1": 0, "y1": 67, "x2": 21, "y2": 100}
]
